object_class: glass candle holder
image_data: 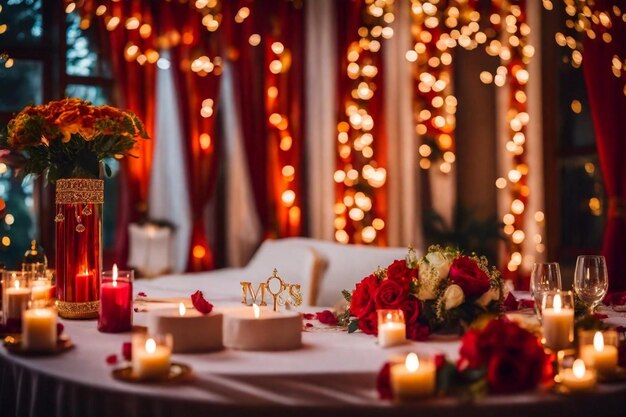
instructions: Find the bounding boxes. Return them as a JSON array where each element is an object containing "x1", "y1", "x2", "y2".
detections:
[
  {"x1": 377, "y1": 309, "x2": 406, "y2": 347},
  {"x1": 131, "y1": 332, "x2": 173, "y2": 379},
  {"x1": 541, "y1": 290, "x2": 575, "y2": 351},
  {"x1": 2, "y1": 271, "x2": 32, "y2": 326},
  {"x1": 98, "y1": 265, "x2": 133, "y2": 333},
  {"x1": 556, "y1": 358, "x2": 597, "y2": 392},
  {"x1": 389, "y1": 352, "x2": 436, "y2": 400},
  {"x1": 22, "y1": 262, "x2": 47, "y2": 280},
  {"x1": 30, "y1": 275, "x2": 53, "y2": 305},
  {"x1": 22, "y1": 301, "x2": 57, "y2": 352},
  {"x1": 578, "y1": 330, "x2": 619, "y2": 375}
]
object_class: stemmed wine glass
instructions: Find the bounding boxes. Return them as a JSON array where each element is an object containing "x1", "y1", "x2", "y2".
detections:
[
  {"x1": 574, "y1": 255, "x2": 609, "y2": 315},
  {"x1": 530, "y1": 262, "x2": 562, "y2": 320}
]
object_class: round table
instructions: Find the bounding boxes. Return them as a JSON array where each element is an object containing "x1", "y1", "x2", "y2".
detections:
[{"x1": 2, "y1": 274, "x2": 626, "y2": 417}]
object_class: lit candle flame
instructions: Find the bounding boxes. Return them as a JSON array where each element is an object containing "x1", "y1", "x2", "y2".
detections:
[
  {"x1": 573, "y1": 359, "x2": 586, "y2": 379},
  {"x1": 553, "y1": 293, "x2": 562, "y2": 313},
  {"x1": 14, "y1": 280, "x2": 19, "y2": 289},
  {"x1": 386, "y1": 312, "x2": 392, "y2": 321},
  {"x1": 179, "y1": 302, "x2": 186, "y2": 317},
  {"x1": 593, "y1": 331, "x2": 604, "y2": 352},
  {"x1": 253, "y1": 303, "x2": 260, "y2": 319},
  {"x1": 405, "y1": 352, "x2": 419, "y2": 372},
  {"x1": 145, "y1": 338, "x2": 157, "y2": 354}
]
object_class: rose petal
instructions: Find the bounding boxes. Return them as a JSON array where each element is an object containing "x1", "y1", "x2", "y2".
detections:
[
  {"x1": 122, "y1": 342, "x2": 132, "y2": 361},
  {"x1": 316, "y1": 310, "x2": 339, "y2": 325},
  {"x1": 56, "y1": 323, "x2": 64, "y2": 337},
  {"x1": 137, "y1": 292, "x2": 147, "y2": 297},
  {"x1": 191, "y1": 290, "x2": 214, "y2": 315},
  {"x1": 106, "y1": 354, "x2": 118, "y2": 365},
  {"x1": 305, "y1": 323, "x2": 314, "y2": 328},
  {"x1": 376, "y1": 362, "x2": 393, "y2": 400},
  {"x1": 302, "y1": 313, "x2": 315, "y2": 320}
]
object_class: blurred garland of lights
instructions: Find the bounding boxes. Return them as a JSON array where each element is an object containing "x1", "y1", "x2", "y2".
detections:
[
  {"x1": 407, "y1": 1, "x2": 539, "y2": 277},
  {"x1": 543, "y1": 0, "x2": 626, "y2": 95},
  {"x1": 263, "y1": 19, "x2": 302, "y2": 236},
  {"x1": 334, "y1": 0, "x2": 394, "y2": 245}
]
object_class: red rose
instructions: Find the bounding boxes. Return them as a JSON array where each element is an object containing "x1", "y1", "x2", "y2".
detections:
[
  {"x1": 122, "y1": 342, "x2": 132, "y2": 361},
  {"x1": 457, "y1": 329, "x2": 482, "y2": 370},
  {"x1": 316, "y1": 310, "x2": 338, "y2": 325},
  {"x1": 406, "y1": 320, "x2": 430, "y2": 341},
  {"x1": 350, "y1": 274, "x2": 378, "y2": 318},
  {"x1": 449, "y1": 256, "x2": 491, "y2": 298},
  {"x1": 376, "y1": 362, "x2": 393, "y2": 399},
  {"x1": 374, "y1": 279, "x2": 407, "y2": 309},
  {"x1": 358, "y1": 310, "x2": 378, "y2": 335},
  {"x1": 386, "y1": 259, "x2": 417, "y2": 285},
  {"x1": 400, "y1": 296, "x2": 421, "y2": 324}
]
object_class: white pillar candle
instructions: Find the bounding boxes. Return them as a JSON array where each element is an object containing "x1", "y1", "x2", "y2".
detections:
[
  {"x1": 31, "y1": 281, "x2": 52, "y2": 302},
  {"x1": 132, "y1": 337, "x2": 171, "y2": 379},
  {"x1": 390, "y1": 353, "x2": 436, "y2": 400},
  {"x1": 542, "y1": 294, "x2": 574, "y2": 351},
  {"x1": 560, "y1": 359, "x2": 596, "y2": 391},
  {"x1": 580, "y1": 331, "x2": 618, "y2": 375},
  {"x1": 378, "y1": 322, "x2": 406, "y2": 347},
  {"x1": 22, "y1": 308, "x2": 57, "y2": 351},
  {"x1": 4, "y1": 281, "x2": 31, "y2": 321}
]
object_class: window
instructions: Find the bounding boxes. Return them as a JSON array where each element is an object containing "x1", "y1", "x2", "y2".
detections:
[
  {"x1": 0, "y1": 2, "x2": 115, "y2": 268},
  {"x1": 542, "y1": 7, "x2": 605, "y2": 269}
]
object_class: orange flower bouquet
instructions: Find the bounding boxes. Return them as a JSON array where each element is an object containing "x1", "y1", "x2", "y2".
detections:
[{"x1": 2, "y1": 98, "x2": 148, "y2": 182}]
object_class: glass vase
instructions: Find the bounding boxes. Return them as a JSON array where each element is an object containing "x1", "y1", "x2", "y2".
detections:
[{"x1": 54, "y1": 178, "x2": 103, "y2": 319}]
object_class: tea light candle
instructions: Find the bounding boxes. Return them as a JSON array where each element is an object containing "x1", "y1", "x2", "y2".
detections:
[
  {"x1": 148, "y1": 303, "x2": 223, "y2": 353},
  {"x1": 580, "y1": 331, "x2": 618, "y2": 375},
  {"x1": 377, "y1": 310, "x2": 406, "y2": 347},
  {"x1": 560, "y1": 359, "x2": 596, "y2": 391},
  {"x1": 223, "y1": 303, "x2": 302, "y2": 351},
  {"x1": 390, "y1": 353, "x2": 436, "y2": 400},
  {"x1": 132, "y1": 336, "x2": 171, "y2": 379},
  {"x1": 22, "y1": 307, "x2": 57, "y2": 351},
  {"x1": 4, "y1": 280, "x2": 31, "y2": 323},
  {"x1": 98, "y1": 265, "x2": 133, "y2": 333},
  {"x1": 542, "y1": 293, "x2": 574, "y2": 351}
]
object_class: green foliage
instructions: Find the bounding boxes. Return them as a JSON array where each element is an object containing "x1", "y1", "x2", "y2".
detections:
[{"x1": 347, "y1": 319, "x2": 359, "y2": 333}]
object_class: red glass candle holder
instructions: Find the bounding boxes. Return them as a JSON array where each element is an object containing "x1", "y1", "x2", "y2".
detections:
[
  {"x1": 55, "y1": 179, "x2": 103, "y2": 319},
  {"x1": 98, "y1": 267, "x2": 133, "y2": 333}
]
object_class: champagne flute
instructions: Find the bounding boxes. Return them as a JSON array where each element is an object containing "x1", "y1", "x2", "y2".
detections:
[
  {"x1": 574, "y1": 255, "x2": 608, "y2": 315},
  {"x1": 530, "y1": 262, "x2": 562, "y2": 319}
]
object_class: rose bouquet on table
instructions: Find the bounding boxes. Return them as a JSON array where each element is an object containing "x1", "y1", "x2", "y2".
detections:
[
  {"x1": 1, "y1": 98, "x2": 148, "y2": 181},
  {"x1": 340, "y1": 245, "x2": 505, "y2": 339}
]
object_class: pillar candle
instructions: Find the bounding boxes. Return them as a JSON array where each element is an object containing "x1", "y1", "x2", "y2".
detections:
[
  {"x1": 378, "y1": 322, "x2": 406, "y2": 347},
  {"x1": 4, "y1": 281, "x2": 31, "y2": 322},
  {"x1": 390, "y1": 353, "x2": 436, "y2": 400},
  {"x1": 560, "y1": 359, "x2": 596, "y2": 391},
  {"x1": 98, "y1": 265, "x2": 132, "y2": 333},
  {"x1": 31, "y1": 280, "x2": 52, "y2": 302},
  {"x1": 22, "y1": 308, "x2": 57, "y2": 351},
  {"x1": 75, "y1": 270, "x2": 92, "y2": 302},
  {"x1": 542, "y1": 294, "x2": 574, "y2": 351},
  {"x1": 132, "y1": 337, "x2": 171, "y2": 379},
  {"x1": 580, "y1": 331, "x2": 618, "y2": 375}
]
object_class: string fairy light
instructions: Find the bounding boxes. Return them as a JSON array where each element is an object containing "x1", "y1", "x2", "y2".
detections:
[{"x1": 334, "y1": 0, "x2": 395, "y2": 245}]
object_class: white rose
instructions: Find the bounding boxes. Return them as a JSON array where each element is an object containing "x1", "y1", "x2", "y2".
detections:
[
  {"x1": 476, "y1": 286, "x2": 501, "y2": 308},
  {"x1": 424, "y1": 251, "x2": 452, "y2": 278},
  {"x1": 443, "y1": 284, "x2": 465, "y2": 310}
]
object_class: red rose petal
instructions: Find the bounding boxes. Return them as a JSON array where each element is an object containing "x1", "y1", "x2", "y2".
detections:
[
  {"x1": 376, "y1": 362, "x2": 393, "y2": 400},
  {"x1": 302, "y1": 313, "x2": 315, "y2": 320},
  {"x1": 305, "y1": 323, "x2": 314, "y2": 328},
  {"x1": 191, "y1": 290, "x2": 214, "y2": 315},
  {"x1": 316, "y1": 310, "x2": 339, "y2": 325},
  {"x1": 137, "y1": 292, "x2": 147, "y2": 297},
  {"x1": 56, "y1": 323, "x2": 64, "y2": 337},
  {"x1": 122, "y1": 342, "x2": 132, "y2": 361},
  {"x1": 106, "y1": 354, "x2": 118, "y2": 365}
]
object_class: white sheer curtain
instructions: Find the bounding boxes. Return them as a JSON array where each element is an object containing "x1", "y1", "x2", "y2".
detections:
[
  {"x1": 149, "y1": 51, "x2": 191, "y2": 272},
  {"x1": 383, "y1": 0, "x2": 424, "y2": 250},
  {"x1": 305, "y1": 0, "x2": 337, "y2": 242},
  {"x1": 221, "y1": 61, "x2": 262, "y2": 267}
]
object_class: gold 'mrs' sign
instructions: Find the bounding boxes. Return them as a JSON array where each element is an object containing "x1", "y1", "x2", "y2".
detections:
[{"x1": 240, "y1": 269, "x2": 302, "y2": 311}]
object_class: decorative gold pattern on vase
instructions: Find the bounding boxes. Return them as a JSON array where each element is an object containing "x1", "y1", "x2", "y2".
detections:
[
  {"x1": 55, "y1": 178, "x2": 104, "y2": 204},
  {"x1": 56, "y1": 300, "x2": 100, "y2": 319}
]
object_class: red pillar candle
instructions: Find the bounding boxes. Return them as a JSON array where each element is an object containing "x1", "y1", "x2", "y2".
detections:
[
  {"x1": 75, "y1": 270, "x2": 93, "y2": 302},
  {"x1": 98, "y1": 265, "x2": 133, "y2": 333}
]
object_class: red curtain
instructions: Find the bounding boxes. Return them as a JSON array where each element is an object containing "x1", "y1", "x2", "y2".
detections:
[
  {"x1": 223, "y1": 0, "x2": 305, "y2": 239},
  {"x1": 168, "y1": 5, "x2": 222, "y2": 272},
  {"x1": 583, "y1": 0, "x2": 626, "y2": 292},
  {"x1": 99, "y1": 0, "x2": 157, "y2": 268}
]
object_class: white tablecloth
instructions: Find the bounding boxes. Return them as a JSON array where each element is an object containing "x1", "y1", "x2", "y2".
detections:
[{"x1": 2, "y1": 274, "x2": 626, "y2": 417}]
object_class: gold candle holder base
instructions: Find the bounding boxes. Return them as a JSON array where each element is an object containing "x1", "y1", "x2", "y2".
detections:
[{"x1": 57, "y1": 300, "x2": 100, "y2": 319}]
